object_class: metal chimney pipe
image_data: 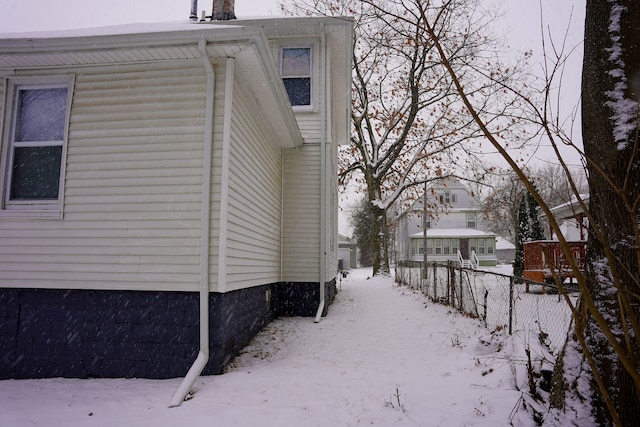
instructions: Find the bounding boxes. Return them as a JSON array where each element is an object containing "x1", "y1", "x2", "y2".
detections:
[
  {"x1": 190, "y1": 0, "x2": 198, "y2": 21},
  {"x1": 212, "y1": 0, "x2": 236, "y2": 21}
]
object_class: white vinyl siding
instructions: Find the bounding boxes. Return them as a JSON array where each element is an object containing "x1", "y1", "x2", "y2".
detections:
[
  {"x1": 282, "y1": 144, "x2": 321, "y2": 281},
  {"x1": 0, "y1": 61, "x2": 207, "y2": 291},
  {"x1": 326, "y1": 140, "x2": 338, "y2": 278},
  {"x1": 221, "y1": 69, "x2": 282, "y2": 292},
  {"x1": 283, "y1": 40, "x2": 338, "y2": 283}
]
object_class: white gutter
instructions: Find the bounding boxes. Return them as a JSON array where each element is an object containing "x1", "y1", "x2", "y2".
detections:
[
  {"x1": 315, "y1": 24, "x2": 328, "y2": 323},
  {"x1": 169, "y1": 38, "x2": 215, "y2": 408}
]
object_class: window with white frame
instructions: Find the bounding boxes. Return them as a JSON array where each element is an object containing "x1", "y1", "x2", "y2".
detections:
[
  {"x1": 2, "y1": 79, "x2": 71, "y2": 214},
  {"x1": 413, "y1": 239, "x2": 424, "y2": 255},
  {"x1": 281, "y1": 47, "x2": 312, "y2": 107},
  {"x1": 478, "y1": 239, "x2": 486, "y2": 254},
  {"x1": 438, "y1": 191, "x2": 456, "y2": 204},
  {"x1": 487, "y1": 238, "x2": 495, "y2": 254},
  {"x1": 443, "y1": 239, "x2": 451, "y2": 255},
  {"x1": 466, "y1": 212, "x2": 477, "y2": 228},
  {"x1": 451, "y1": 239, "x2": 459, "y2": 255}
]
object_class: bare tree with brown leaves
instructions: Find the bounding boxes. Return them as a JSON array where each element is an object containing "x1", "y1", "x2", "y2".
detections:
[
  {"x1": 280, "y1": 0, "x2": 533, "y2": 275},
  {"x1": 413, "y1": 0, "x2": 640, "y2": 424}
]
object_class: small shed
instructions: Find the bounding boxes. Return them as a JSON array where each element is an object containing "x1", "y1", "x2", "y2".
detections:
[
  {"x1": 338, "y1": 234, "x2": 357, "y2": 270},
  {"x1": 496, "y1": 236, "x2": 515, "y2": 264}
]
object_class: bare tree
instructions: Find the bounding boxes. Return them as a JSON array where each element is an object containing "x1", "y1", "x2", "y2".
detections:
[
  {"x1": 281, "y1": 0, "x2": 532, "y2": 275},
  {"x1": 410, "y1": 0, "x2": 640, "y2": 424},
  {"x1": 534, "y1": 163, "x2": 588, "y2": 208},
  {"x1": 480, "y1": 165, "x2": 587, "y2": 243},
  {"x1": 579, "y1": 1, "x2": 640, "y2": 424},
  {"x1": 480, "y1": 170, "x2": 525, "y2": 242}
]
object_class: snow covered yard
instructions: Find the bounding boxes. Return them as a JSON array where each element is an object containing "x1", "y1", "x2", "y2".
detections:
[{"x1": 1, "y1": 269, "x2": 542, "y2": 426}]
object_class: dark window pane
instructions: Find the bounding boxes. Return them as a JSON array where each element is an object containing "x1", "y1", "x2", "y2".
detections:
[
  {"x1": 15, "y1": 88, "x2": 68, "y2": 142},
  {"x1": 10, "y1": 146, "x2": 62, "y2": 200},
  {"x1": 283, "y1": 78, "x2": 311, "y2": 106}
]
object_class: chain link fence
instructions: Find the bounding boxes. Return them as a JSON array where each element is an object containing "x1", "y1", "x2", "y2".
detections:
[{"x1": 395, "y1": 261, "x2": 578, "y2": 354}]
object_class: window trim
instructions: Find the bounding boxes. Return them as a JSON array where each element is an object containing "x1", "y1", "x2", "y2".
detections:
[
  {"x1": 466, "y1": 212, "x2": 477, "y2": 228},
  {"x1": 439, "y1": 191, "x2": 456, "y2": 204},
  {"x1": 279, "y1": 43, "x2": 316, "y2": 112},
  {"x1": 435, "y1": 239, "x2": 442, "y2": 255},
  {"x1": 0, "y1": 75, "x2": 74, "y2": 219}
]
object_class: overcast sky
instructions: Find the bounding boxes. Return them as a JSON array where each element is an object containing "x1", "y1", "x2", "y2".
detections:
[
  {"x1": 0, "y1": 0, "x2": 585, "y2": 166},
  {"x1": 1, "y1": 0, "x2": 583, "y2": 38},
  {"x1": 0, "y1": 0, "x2": 282, "y2": 33}
]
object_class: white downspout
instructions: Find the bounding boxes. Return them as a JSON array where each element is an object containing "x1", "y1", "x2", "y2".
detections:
[
  {"x1": 169, "y1": 38, "x2": 215, "y2": 408},
  {"x1": 315, "y1": 24, "x2": 328, "y2": 323}
]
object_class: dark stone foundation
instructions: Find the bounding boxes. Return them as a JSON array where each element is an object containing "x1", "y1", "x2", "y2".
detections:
[{"x1": 0, "y1": 279, "x2": 336, "y2": 379}]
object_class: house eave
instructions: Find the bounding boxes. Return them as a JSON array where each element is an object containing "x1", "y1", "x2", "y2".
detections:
[{"x1": 0, "y1": 21, "x2": 304, "y2": 149}]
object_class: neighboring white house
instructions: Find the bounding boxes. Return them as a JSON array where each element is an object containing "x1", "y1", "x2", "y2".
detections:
[
  {"x1": 541, "y1": 194, "x2": 590, "y2": 242},
  {"x1": 395, "y1": 178, "x2": 498, "y2": 267},
  {"x1": 0, "y1": 15, "x2": 352, "y2": 381}
]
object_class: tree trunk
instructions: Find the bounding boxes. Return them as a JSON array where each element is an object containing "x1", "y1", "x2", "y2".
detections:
[
  {"x1": 581, "y1": 0, "x2": 640, "y2": 424},
  {"x1": 369, "y1": 203, "x2": 390, "y2": 276}
]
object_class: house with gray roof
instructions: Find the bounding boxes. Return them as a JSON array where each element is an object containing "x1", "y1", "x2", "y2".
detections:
[{"x1": 395, "y1": 178, "x2": 498, "y2": 267}]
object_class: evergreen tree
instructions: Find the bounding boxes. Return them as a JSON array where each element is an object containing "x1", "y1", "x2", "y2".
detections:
[
  {"x1": 349, "y1": 197, "x2": 374, "y2": 267},
  {"x1": 513, "y1": 191, "x2": 545, "y2": 277}
]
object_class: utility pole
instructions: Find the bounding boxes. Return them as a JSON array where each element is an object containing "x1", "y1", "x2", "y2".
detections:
[{"x1": 423, "y1": 182, "x2": 428, "y2": 278}]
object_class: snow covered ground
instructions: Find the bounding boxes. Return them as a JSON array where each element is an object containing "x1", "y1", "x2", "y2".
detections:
[{"x1": 2, "y1": 269, "x2": 555, "y2": 426}]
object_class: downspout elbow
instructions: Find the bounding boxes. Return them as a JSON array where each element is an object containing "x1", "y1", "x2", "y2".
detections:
[
  {"x1": 168, "y1": 351, "x2": 208, "y2": 407},
  {"x1": 314, "y1": 300, "x2": 325, "y2": 323}
]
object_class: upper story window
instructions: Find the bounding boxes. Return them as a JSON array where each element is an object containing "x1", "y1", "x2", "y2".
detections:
[
  {"x1": 466, "y1": 212, "x2": 477, "y2": 228},
  {"x1": 439, "y1": 191, "x2": 456, "y2": 204},
  {"x1": 1, "y1": 77, "x2": 72, "y2": 216},
  {"x1": 281, "y1": 47, "x2": 312, "y2": 108}
]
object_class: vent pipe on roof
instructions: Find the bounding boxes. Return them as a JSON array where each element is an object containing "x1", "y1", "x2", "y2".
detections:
[
  {"x1": 212, "y1": 0, "x2": 236, "y2": 20},
  {"x1": 190, "y1": 0, "x2": 198, "y2": 21}
]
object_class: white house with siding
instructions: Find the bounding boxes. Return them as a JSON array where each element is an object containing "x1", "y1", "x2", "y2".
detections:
[
  {"x1": 395, "y1": 178, "x2": 498, "y2": 267},
  {"x1": 0, "y1": 15, "x2": 352, "y2": 390}
]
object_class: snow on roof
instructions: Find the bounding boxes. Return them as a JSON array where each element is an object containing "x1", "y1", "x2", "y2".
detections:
[
  {"x1": 0, "y1": 16, "x2": 343, "y2": 39},
  {"x1": 0, "y1": 21, "x2": 224, "y2": 38},
  {"x1": 410, "y1": 228, "x2": 496, "y2": 238},
  {"x1": 495, "y1": 236, "x2": 515, "y2": 250}
]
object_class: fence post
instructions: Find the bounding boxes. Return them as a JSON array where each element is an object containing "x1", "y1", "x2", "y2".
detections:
[
  {"x1": 447, "y1": 264, "x2": 452, "y2": 306},
  {"x1": 483, "y1": 289, "x2": 488, "y2": 327},
  {"x1": 457, "y1": 266, "x2": 462, "y2": 311},
  {"x1": 509, "y1": 276, "x2": 514, "y2": 335},
  {"x1": 433, "y1": 262, "x2": 437, "y2": 302}
]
